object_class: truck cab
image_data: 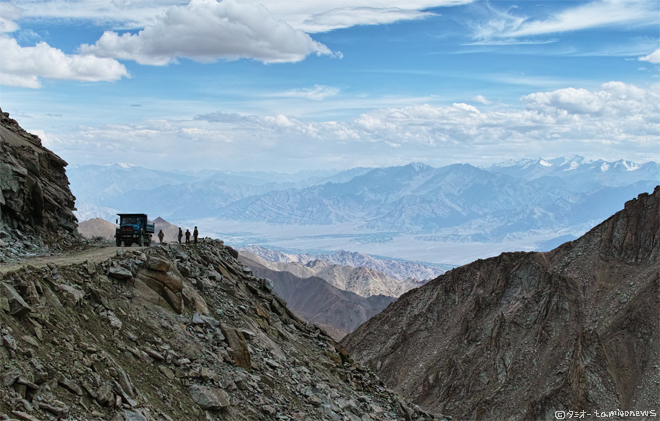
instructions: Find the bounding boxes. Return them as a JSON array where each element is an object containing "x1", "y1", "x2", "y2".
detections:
[{"x1": 115, "y1": 213, "x2": 155, "y2": 247}]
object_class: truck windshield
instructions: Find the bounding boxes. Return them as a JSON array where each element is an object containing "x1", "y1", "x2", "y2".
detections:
[{"x1": 122, "y1": 217, "x2": 138, "y2": 224}]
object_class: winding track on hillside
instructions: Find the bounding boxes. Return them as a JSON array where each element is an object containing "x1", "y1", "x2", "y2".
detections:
[{"x1": 0, "y1": 246, "x2": 147, "y2": 274}]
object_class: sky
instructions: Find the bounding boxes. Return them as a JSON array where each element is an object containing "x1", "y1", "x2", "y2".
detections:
[{"x1": 0, "y1": 0, "x2": 659, "y2": 172}]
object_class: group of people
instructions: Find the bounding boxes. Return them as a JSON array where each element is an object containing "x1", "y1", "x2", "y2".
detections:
[{"x1": 156, "y1": 226, "x2": 199, "y2": 245}]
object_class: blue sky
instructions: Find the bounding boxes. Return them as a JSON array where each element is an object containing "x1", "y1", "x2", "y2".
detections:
[{"x1": 0, "y1": 0, "x2": 658, "y2": 171}]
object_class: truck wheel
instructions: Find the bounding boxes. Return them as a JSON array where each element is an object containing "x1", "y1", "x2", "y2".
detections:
[
  {"x1": 116, "y1": 238, "x2": 121, "y2": 247},
  {"x1": 146, "y1": 235, "x2": 152, "y2": 247}
]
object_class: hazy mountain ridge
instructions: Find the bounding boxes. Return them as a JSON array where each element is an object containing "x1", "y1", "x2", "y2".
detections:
[
  {"x1": 240, "y1": 249, "x2": 424, "y2": 298},
  {"x1": 241, "y1": 245, "x2": 446, "y2": 283},
  {"x1": 69, "y1": 158, "x2": 660, "y2": 249}
]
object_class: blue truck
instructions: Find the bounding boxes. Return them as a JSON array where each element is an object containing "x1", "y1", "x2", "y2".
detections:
[{"x1": 115, "y1": 213, "x2": 154, "y2": 247}]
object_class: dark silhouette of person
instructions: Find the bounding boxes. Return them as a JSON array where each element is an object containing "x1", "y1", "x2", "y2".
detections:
[
  {"x1": 158, "y1": 229, "x2": 164, "y2": 244},
  {"x1": 185, "y1": 229, "x2": 191, "y2": 245},
  {"x1": 178, "y1": 227, "x2": 183, "y2": 244},
  {"x1": 193, "y1": 226, "x2": 199, "y2": 244}
]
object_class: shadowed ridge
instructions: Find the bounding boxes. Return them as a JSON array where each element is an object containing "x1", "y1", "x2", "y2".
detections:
[{"x1": 343, "y1": 186, "x2": 660, "y2": 420}]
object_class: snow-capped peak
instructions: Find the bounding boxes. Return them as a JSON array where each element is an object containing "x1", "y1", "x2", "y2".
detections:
[{"x1": 539, "y1": 160, "x2": 552, "y2": 167}]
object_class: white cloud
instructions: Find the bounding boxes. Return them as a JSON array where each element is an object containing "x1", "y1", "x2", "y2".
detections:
[
  {"x1": 40, "y1": 82, "x2": 660, "y2": 170},
  {"x1": 472, "y1": 95, "x2": 490, "y2": 104},
  {"x1": 0, "y1": 2, "x2": 21, "y2": 33},
  {"x1": 279, "y1": 85, "x2": 340, "y2": 101},
  {"x1": 639, "y1": 48, "x2": 660, "y2": 64},
  {"x1": 13, "y1": 0, "x2": 472, "y2": 33},
  {"x1": 79, "y1": 0, "x2": 334, "y2": 65},
  {"x1": 0, "y1": 37, "x2": 129, "y2": 88},
  {"x1": 474, "y1": 0, "x2": 658, "y2": 41},
  {"x1": 296, "y1": 7, "x2": 436, "y2": 33}
]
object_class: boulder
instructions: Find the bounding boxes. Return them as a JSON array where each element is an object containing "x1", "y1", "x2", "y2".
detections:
[
  {"x1": 108, "y1": 267, "x2": 132, "y2": 280},
  {"x1": 162, "y1": 285, "x2": 183, "y2": 314},
  {"x1": 97, "y1": 384, "x2": 114, "y2": 406},
  {"x1": 146, "y1": 256, "x2": 170, "y2": 272},
  {"x1": 1, "y1": 282, "x2": 31, "y2": 316},
  {"x1": 57, "y1": 284, "x2": 84, "y2": 306},
  {"x1": 138, "y1": 269, "x2": 183, "y2": 293},
  {"x1": 220, "y1": 323, "x2": 251, "y2": 369},
  {"x1": 187, "y1": 385, "x2": 230, "y2": 410}
]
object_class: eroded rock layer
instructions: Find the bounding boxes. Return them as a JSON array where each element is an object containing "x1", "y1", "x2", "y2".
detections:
[{"x1": 343, "y1": 187, "x2": 660, "y2": 420}]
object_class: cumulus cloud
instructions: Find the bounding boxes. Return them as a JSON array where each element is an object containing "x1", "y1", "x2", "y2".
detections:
[
  {"x1": 0, "y1": 2, "x2": 21, "y2": 33},
  {"x1": 200, "y1": 82, "x2": 659, "y2": 149},
  {"x1": 278, "y1": 85, "x2": 340, "y2": 101},
  {"x1": 42, "y1": 82, "x2": 660, "y2": 169},
  {"x1": 639, "y1": 48, "x2": 660, "y2": 63},
  {"x1": 0, "y1": 37, "x2": 129, "y2": 88},
  {"x1": 472, "y1": 95, "x2": 490, "y2": 104},
  {"x1": 473, "y1": 0, "x2": 658, "y2": 41},
  {"x1": 79, "y1": 0, "x2": 334, "y2": 65}
]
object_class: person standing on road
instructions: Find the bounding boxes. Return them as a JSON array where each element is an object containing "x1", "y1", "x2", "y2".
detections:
[
  {"x1": 178, "y1": 227, "x2": 183, "y2": 244},
  {"x1": 158, "y1": 230, "x2": 165, "y2": 244},
  {"x1": 185, "y1": 229, "x2": 191, "y2": 245},
  {"x1": 193, "y1": 226, "x2": 199, "y2": 244}
]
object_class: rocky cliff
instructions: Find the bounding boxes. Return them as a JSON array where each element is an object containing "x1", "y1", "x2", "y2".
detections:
[
  {"x1": 0, "y1": 107, "x2": 77, "y2": 244},
  {"x1": 343, "y1": 187, "x2": 660, "y2": 420}
]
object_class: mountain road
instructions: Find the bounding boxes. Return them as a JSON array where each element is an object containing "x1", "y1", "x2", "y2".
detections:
[{"x1": 0, "y1": 246, "x2": 147, "y2": 274}]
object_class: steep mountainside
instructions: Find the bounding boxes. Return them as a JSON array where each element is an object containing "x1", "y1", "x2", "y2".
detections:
[
  {"x1": 0, "y1": 108, "x2": 77, "y2": 240},
  {"x1": 343, "y1": 186, "x2": 660, "y2": 420},
  {"x1": 78, "y1": 218, "x2": 118, "y2": 240},
  {"x1": 239, "y1": 254, "x2": 396, "y2": 340}
]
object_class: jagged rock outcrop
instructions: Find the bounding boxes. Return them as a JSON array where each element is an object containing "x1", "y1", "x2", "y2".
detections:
[
  {"x1": 1, "y1": 238, "x2": 446, "y2": 420},
  {"x1": 343, "y1": 187, "x2": 660, "y2": 420},
  {"x1": 0, "y1": 107, "x2": 77, "y2": 238}
]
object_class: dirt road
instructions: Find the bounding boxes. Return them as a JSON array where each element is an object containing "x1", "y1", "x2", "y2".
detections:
[{"x1": 0, "y1": 246, "x2": 147, "y2": 274}]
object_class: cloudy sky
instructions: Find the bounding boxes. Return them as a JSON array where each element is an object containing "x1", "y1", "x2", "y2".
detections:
[{"x1": 1, "y1": 0, "x2": 658, "y2": 171}]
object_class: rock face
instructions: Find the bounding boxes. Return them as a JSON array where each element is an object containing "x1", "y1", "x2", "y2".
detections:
[
  {"x1": 0, "y1": 238, "x2": 443, "y2": 420},
  {"x1": 0, "y1": 107, "x2": 77, "y2": 239},
  {"x1": 343, "y1": 187, "x2": 660, "y2": 420}
]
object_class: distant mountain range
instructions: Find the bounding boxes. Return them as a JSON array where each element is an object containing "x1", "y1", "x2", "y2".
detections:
[
  {"x1": 239, "y1": 253, "x2": 396, "y2": 340},
  {"x1": 70, "y1": 158, "x2": 659, "y2": 258},
  {"x1": 240, "y1": 247, "x2": 433, "y2": 298},
  {"x1": 241, "y1": 245, "x2": 445, "y2": 284}
]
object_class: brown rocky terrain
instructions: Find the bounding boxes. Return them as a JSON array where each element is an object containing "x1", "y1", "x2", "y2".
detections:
[
  {"x1": 240, "y1": 254, "x2": 396, "y2": 340},
  {"x1": 343, "y1": 187, "x2": 660, "y2": 420},
  {"x1": 78, "y1": 218, "x2": 118, "y2": 241},
  {"x1": 0, "y1": 239, "x2": 446, "y2": 421}
]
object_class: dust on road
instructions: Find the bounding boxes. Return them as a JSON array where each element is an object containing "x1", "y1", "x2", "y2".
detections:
[{"x1": 0, "y1": 246, "x2": 147, "y2": 274}]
